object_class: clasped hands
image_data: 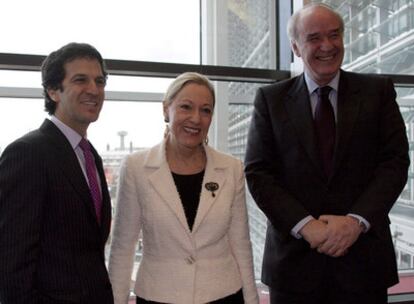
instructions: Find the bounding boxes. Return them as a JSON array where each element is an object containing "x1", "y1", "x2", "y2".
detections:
[{"x1": 300, "y1": 215, "x2": 364, "y2": 258}]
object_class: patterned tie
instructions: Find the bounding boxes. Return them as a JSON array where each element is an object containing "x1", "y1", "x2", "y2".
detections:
[
  {"x1": 314, "y1": 86, "x2": 335, "y2": 177},
  {"x1": 79, "y1": 138, "x2": 102, "y2": 224}
]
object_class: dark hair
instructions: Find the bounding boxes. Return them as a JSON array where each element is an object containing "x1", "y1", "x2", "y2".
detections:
[{"x1": 41, "y1": 42, "x2": 108, "y2": 115}]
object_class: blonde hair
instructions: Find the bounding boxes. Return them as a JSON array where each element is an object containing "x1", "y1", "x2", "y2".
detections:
[{"x1": 163, "y1": 72, "x2": 215, "y2": 109}]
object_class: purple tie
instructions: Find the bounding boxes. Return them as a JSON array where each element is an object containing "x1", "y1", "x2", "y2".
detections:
[
  {"x1": 314, "y1": 86, "x2": 335, "y2": 177},
  {"x1": 79, "y1": 138, "x2": 102, "y2": 224}
]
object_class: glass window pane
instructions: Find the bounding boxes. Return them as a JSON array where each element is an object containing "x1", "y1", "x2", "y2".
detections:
[
  {"x1": 107, "y1": 76, "x2": 170, "y2": 93},
  {"x1": 0, "y1": 0, "x2": 200, "y2": 64},
  {"x1": 0, "y1": 98, "x2": 164, "y2": 156},
  {"x1": 0, "y1": 70, "x2": 171, "y2": 96},
  {"x1": 224, "y1": 82, "x2": 269, "y2": 300},
  {"x1": 0, "y1": 98, "x2": 46, "y2": 154},
  {"x1": 316, "y1": 0, "x2": 414, "y2": 75},
  {"x1": 388, "y1": 85, "x2": 414, "y2": 294},
  {"x1": 0, "y1": 71, "x2": 41, "y2": 88},
  {"x1": 89, "y1": 101, "x2": 164, "y2": 152},
  {"x1": 0, "y1": 0, "x2": 278, "y2": 70},
  {"x1": 202, "y1": 0, "x2": 276, "y2": 69}
]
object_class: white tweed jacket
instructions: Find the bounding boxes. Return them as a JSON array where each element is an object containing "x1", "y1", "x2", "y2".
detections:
[{"x1": 108, "y1": 140, "x2": 258, "y2": 304}]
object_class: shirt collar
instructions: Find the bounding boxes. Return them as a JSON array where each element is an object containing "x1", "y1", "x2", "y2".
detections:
[
  {"x1": 50, "y1": 116, "x2": 84, "y2": 149},
  {"x1": 304, "y1": 71, "x2": 340, "y2": 95}
]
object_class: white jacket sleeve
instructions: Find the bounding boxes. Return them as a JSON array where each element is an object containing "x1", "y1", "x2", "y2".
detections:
[
  {"x1": 228, "y1": 160, "x2": 259, "y2": 304},
  {"x1": 108, "y1": 155, "x2": 142, "y2": 304}
]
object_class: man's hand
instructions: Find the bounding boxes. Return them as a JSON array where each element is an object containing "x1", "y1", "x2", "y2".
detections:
[
  {"x1": 299, "y1": 219, "x2": 328, "y2": 248},
  {"x1": 317, "y1": 215, "x2": 363, "y2": 257}
]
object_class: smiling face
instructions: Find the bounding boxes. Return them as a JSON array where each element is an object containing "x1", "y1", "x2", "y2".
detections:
[
  {"x1": 47, "y1": 57, "x2": 106, "y2": 136},
  {"x1": 291, "y1": 6, "x2": 344, "y2": 85},
  {"x1": 164, "y1": 82, "x2": 214, "y2": 151}
]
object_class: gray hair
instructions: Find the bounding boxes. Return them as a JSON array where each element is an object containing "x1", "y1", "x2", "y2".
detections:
[
  {"x1": 163, "y1": 72, "x2": 215, "y2": 109},
  {"x1": 287, "y1": 3, "x2": 344, "y2": 42}
]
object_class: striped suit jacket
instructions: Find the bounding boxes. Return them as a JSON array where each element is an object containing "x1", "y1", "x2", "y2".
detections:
[{"x1": 0, "y1": 119, "x2": 113, "y2": 303}]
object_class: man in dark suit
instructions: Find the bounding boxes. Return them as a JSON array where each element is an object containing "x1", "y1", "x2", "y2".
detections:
[
  {"x1": 0, "y1": 43, "x2": 114, "y2": 303},
  {"x1": 245, "y1": 4, "x2": 409, "y2": 304}
]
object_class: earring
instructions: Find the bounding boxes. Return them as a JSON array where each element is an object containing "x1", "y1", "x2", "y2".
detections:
[{"x1": 204, "y1": 136, "x2": 209, "y2": 145}]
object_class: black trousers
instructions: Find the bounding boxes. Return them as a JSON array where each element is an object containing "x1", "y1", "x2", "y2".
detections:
[
  {"x1": 136, "y1": 288, "x2": 244, "y2": 304},
  {"x1": 269, "y1": 284, "x2": 387, "y2": 304}
]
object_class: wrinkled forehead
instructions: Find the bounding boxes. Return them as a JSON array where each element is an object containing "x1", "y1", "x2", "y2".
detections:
[{"x1": 297, "y1": 6, "x2": 342, "y2": 37}]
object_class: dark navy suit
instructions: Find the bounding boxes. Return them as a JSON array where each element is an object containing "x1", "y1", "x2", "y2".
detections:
[{"x1": 245, "y1": 71, "x2": 409, "y2": 295}]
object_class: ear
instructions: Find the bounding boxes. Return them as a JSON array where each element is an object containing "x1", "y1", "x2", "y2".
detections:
[
  {"x1": 47, "y1": 88, "x2": 60, "y2": 103},
  {"x1": 291, "y1": 40, "x2": 301, "y2": 58}
]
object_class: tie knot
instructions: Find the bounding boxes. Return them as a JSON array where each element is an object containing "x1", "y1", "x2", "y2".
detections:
[
  {"x1": 317, "y1": 86, "x2": 332, "y2": 98},
  {"x1": 78, "y1": 138, "x2": 91, "y2": 151}
]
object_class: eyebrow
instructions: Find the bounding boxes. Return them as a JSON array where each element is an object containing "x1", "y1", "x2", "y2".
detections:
[
  {"x1": 69, "y1": 73, "x2": 87, "y2": 80},
  {"x1": 329, "y1": 28, "x2": 341, "y2": 34},
  {"x1": 179, "y1": 98, "x2": 213, "y2": 107},
  {"x1": 306, "y1": 28, "x2": 341, "y2": 38},
  {"x1": 70, "y1": 73, "x2": 105, "y2": 80}
]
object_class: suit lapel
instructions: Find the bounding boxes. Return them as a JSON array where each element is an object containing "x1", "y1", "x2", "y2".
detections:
[
  {"x1": 333, "y1": 71, "x2": 362, "y2": 175},
  {"x1": 40, "y1": 120, "x2": 102, "y2": 229},
  {"x1": 147, "y1": 142, "x2": 191, "y2": 233},
  {"x1": 192, "y1": 146, "x2": 226, "y2": 233},
  {"x1": 146, "y1": 142, "x2": 228, "y2": 235},
  {"x1": 284, "y1": 75, "x2": 324, "y2": 177}
]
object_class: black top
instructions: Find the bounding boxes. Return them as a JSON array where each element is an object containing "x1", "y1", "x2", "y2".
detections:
[{"x1": 172, "y1": 170, "x2": 205, "y2": 231}]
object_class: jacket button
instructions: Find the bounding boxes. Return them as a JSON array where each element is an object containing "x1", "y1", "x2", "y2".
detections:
[{"x1": 185, "y1": 256, "x2": 195, "y2": 264}]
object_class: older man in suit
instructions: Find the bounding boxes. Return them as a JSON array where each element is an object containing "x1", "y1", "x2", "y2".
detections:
[
  {"x1": 245, "y1": 4, "x2": 409, "y2": 304},
  {"x1": 0, "y1": 43, "x2": 114, "y2": 303}
]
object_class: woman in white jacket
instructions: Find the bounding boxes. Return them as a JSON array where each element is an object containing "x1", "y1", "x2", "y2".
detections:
[{"x1": 108, "y1": 72, "x2": 258, "y2": 304}]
